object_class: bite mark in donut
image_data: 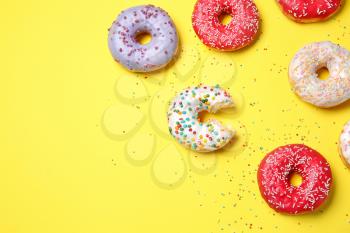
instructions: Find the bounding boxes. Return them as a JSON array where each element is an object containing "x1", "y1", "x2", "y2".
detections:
[{"x1": 167, "y1": 85, "x2": 235, "y2": 152}]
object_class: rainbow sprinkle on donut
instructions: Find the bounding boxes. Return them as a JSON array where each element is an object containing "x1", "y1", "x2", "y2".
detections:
[{"x1": 167, "y1": 85, "x2": 235, "y2": 152}]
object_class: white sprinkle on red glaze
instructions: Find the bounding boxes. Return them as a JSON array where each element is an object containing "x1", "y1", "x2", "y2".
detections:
[
  {"x1": 108, "y1": 5, "x2": 178, "y2": 72},
  {"x1": 192, "y1": 0, "x2": 260, "y2": 51},
  {"x1": 258, "y1": 144, "x2": 332, "y2": 215},
  {"x1": 277, "y1": 0, "x2": 343, "y2": 23},
  {"x1": 167, "y1": 84, "x2": 235, "y2": 152},
  {"x1": 289, "y1": 41, "x2": 350, "y2": 108}
]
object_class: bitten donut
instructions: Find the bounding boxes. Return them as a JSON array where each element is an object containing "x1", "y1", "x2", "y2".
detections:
[
  {"x1": 276, "y1": 0, "x2": 343, "y2": 23},
  {"x1": 167, "y1": 85, "x2": 235, "y2": 152},
  {"x1": 258, "y1": 144, "x2": 332, "y2": 215},
  {"x1": 339, "y1": 120, "x2": 350, "y2": 168},
  {"x1": 108, "y1": 5, "x2": 178, "y2": 72},
  {"x1": 289, "y1": 41, "x2": 350, "y2": 108},
  {"x1": 192, "y1": 0, "x2": 260, "y2": 51}
]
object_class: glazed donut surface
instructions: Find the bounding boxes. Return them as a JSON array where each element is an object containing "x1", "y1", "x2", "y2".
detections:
[
  {"x1": 339, "y1": 120, "x2": 350, "y2": 168},
  {"x1": 276, "y1": 0, "x2": 343, "y2": 23},
  {"x1": 258, "y1": 144, "x2": 332, "y2": 215},
  {"x1": 167, "y1": 85, "x2": 235, "y2": 152},
  {"x1": 108, "y1": 5, "x2": 178, "y2": 72},
  {"x1": 289, "y1": 41, "x2": 350, "y2": 108},
  {"x1": 192, "y1": 0, "x2": 260, "y2": 51}
]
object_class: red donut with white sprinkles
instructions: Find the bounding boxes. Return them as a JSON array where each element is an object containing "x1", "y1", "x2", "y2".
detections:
[
  {"x1": 258, "y1": 144, "x2": 332, "y2": 215},
  {"x1": 192, "y1": 0, "x2": 260, "y2": 51},
  {"x1": 276, "y1": 0, "x2": 343, "y2": 23}
]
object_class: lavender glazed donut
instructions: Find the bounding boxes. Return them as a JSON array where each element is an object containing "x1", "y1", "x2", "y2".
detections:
[{"x1": 108, "y1": 5, "x2": 179, "y2": 72}]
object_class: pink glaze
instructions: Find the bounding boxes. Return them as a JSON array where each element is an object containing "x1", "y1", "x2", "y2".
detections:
[
  {"x1": 277, "y1": 0, "x2": 342, "y2": 22},
  {"x1": 258, "y1": 144, "x2": 332, "y2": 214},
  {"x1": 192, "y1": 0, "x2": 260, "y2": 51}
]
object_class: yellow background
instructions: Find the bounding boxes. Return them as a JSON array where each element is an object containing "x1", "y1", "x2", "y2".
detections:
[{"x1": 1, "y1": 0, "x2": 350, "y2": 232}]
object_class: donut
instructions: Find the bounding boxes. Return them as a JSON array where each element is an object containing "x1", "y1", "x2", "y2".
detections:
[
  {"x1": 276, "y1": 0, "x2": 343, "y2": 23},
  {"x1": 258, "y1": 144, "x2": 332, "y2": 215},
  {"x1": 339, "y1": 120, "x2": 350, "y2": 168},
  {"x1": 192, "y1": 0, "x2": 260, "y2": 51},
  {"x1": 108, "y1": 5, "x2": 179, "y2": 72},
  {"x1": 167, "y1": 85, "x2": 235, "y2": 152},
  {"x1": 289, "y1": 41, "x2": 350, "y2": 108}
]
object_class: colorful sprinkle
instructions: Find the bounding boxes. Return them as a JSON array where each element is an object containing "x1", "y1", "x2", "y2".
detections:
[{"x1": 168, "y1": 85, "x2": 235, "y2": 152}]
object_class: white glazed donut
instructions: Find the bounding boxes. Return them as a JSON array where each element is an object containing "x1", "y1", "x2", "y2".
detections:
[
  {"x1": 339, "y1": 120, "x2": 350, "y2": 168},
  {"x1": 167, "y1": 85, "x2": 235, "y2": 152},
  {"x1": 289, "y1": 41, "x2": 350, "y2": 108},
  {"x1": 108, "y1": 5, "x2": 179, "y2": 72}
]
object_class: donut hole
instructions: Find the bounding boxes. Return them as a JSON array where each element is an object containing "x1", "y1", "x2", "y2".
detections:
[
  {"x1": 289, "y1": 172, "x2": 303, "y2": 187},
  {"x1": 135, "y1": 32, "x2": 152, "y2": 45},
  {"x1": 218, "y1": 13, "x2": 233, "y2": 26},
  {"x1": 316, "y1": 67, "x2": 330, "y2": 80}
]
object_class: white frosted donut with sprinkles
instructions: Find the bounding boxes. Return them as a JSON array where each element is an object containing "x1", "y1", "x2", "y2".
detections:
[
  {"x1": 192, "y1": 0, "x2": 260, "y2": 51},
  {"x1": 258, "y1": 144, "x2": 332, "y2": 215},
  {"x1": 289, "y1": 41, "x2": 350, "y2": 108},
  {"x1": 108, "y1": 5, "x2": 178, "y2": 72},
  {"x1": 276, "y1": 0, "x2": 343, "y2": 23},
  {"x1": 339, "y1": 120, "x2": 350, "y2": 168},
  {"x1": 167, "y1": 85, "x2": 235, "y2": 152}
]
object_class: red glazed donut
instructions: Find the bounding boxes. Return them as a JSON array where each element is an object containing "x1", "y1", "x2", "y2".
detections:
[
  {"x1": 192, "y1": 0, "x2": 260, "y2": 51},
  {"x1": 257, "y1": 144, "x2": 332, "y2": 215},
  {"x1": 276, "y1": 0, "x2": 343, "y2": 23}
]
